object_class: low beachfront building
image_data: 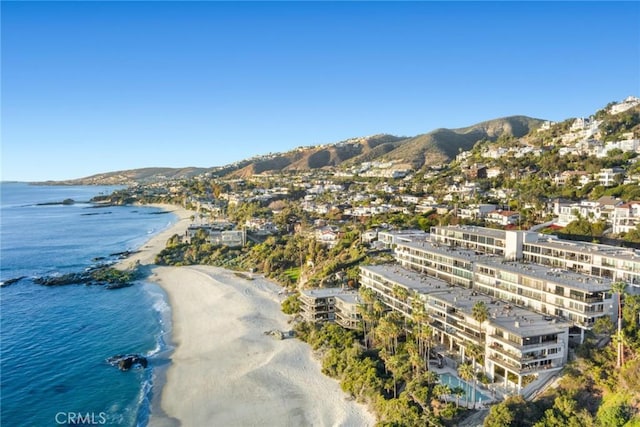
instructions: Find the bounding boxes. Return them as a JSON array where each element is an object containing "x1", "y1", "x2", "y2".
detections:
[
  {"x1": 299, "y1": 288, "x2": 361, "y2": 329},
  {"x1": 186, "y1": 224, "x2": 246, "y2": 247},
  {"x1": 334, "y1": 293, "x2": 363, "y2": 330}
]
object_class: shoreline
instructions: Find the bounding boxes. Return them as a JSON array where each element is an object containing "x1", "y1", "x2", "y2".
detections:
[
  {"x1": 114, "y1": 203, "x2": 192, "y2": 427},
  {"x1": 113, "y1": 203, "x2": 193, "y2": 271},
  {"x1": 119, "y1": 204, "x2": 375, "y2": 426}
]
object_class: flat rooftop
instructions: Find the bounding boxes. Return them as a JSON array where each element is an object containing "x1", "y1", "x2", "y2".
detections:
[
  {"x1": 528, "y1": 236, "x2": 640, "y2": 263},
  {"x1": 476, "y1": 257, "x2": 612, "y2": 293},
  {"x1": 428, "y1": 287, "x2": 494, "y2": 313},
  {"x1": 360, "y1": 264, "x2": 450, "y2": 295},
  {"x1": 334, "y1": 292, "x2": 362, "y2": 305},
  {"x1": 396, "y1": 239, "x2": 484, "y2": 261},
  {"x1": 429, "y1": 287, "x2": 570, "y2": 336},
  {"x1": 490, "y1": 304, "x2": 570, "y2": 337},
  {"x1": 300, "y1": 288, "x2": 358, "y2": 299},
  {"x1": 431, "y1": 225, "x2": 508, "y2": 240},
  {"x1": 379, "y1": 229, "x2": 428, "y2": 236}
]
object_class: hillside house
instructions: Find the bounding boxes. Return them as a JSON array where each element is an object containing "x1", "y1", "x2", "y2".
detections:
[
  {"x1": 459, "y1": 204, "x2": 498, "y2": 221},
  {"x1": 553, "y1": 171, "x2": 591, "y2": 187},
  {"x1": 613, "y1": 201, "x2": 640, "y2": 234},
  {"x1": 486, "y1": 210, "x2": 521, "y2": 226},
  {"x1": 609, "y1": 96, "x2": 640, "y2": 114},
  {"x1": 315, "y1": 226, "x2": 341, "y2": 247},
  {"x1": 598, "y1": 167, "x2": 625, "y2": 187}
]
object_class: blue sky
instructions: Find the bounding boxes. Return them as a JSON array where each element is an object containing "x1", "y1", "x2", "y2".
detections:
[{"x1": 2, "y1": 1, "x2": 639, "y2": 182}]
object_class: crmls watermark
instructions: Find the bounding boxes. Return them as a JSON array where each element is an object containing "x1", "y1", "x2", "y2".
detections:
[{"x1": 55, "y1": 412, "x2": 108, "y2": 425}]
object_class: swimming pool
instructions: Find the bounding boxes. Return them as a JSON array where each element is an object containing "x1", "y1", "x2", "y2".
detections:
[{"x1": 438, "y1": 372, "x2": 492, "y2": 404}]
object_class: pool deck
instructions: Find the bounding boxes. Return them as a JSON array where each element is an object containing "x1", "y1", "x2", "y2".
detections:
[
  {"x1": 432, "y1": 366, "x2": 499, "y2": 409},
  {"x1": 430, "y1": 361, "x2": 561, "y2": 408}
]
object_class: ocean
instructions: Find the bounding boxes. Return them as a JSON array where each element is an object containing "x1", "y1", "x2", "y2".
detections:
[{"x1": 0, "y1": 183, "x2": 176, "y2": 426}]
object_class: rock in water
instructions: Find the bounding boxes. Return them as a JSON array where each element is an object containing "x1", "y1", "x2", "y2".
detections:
[{"x1": 106, "y1": 354, "x2": 148, "y2": 371}]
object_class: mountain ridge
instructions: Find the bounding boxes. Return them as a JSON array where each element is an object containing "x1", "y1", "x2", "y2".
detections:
[{"x1": 41, "y1": 115, "x2": 545, "y2": 185}]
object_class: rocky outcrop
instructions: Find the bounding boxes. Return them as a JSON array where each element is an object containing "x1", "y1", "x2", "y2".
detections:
[
  {"x1": 33, "y1": 272, "x2": 93, "y2": 286},
  {"x1": 0, "y1": 276, "x2": 27, "y2": 287},
  {"x1": 106, "y1": 354, "x2": 148, "y2": 371},
  {"x1": 33, "y1": 266, "x2": 138, "y2": 289}
]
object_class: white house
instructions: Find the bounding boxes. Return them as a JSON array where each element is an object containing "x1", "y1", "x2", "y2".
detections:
[
  {"x1": 486, "y1": 210, "x2": 521, "y2": 226},
  {"x1": 553, "y1": 171, "x2": 591, "y2": 187},
  {"x1": 613, "y1": 201, "x2": 640, "y2": 234},
  {"x1": 609, "y1": 96, "x2": 640, "y2": 115},
  {"x1": 599, "y1": 167, "x2": 625, "y2": 187},
  {"x1": 459, "y1": 204, "x2": 497, "y2": 220}
]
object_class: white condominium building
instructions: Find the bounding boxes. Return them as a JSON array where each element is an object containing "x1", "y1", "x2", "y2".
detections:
[
  {"x1": 359, "y1": 264, "x2": 571, "y2": 393},
  {"x1": 474, "y1": 257, "x2": 611, "y2": 342},
  {"x1": 431, "y1": 225, "x2": 640, "y2": 287}
]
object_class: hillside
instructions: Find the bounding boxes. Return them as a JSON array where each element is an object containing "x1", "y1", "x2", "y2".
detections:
[
  {"x1": 228, "y1": 116, "x2": 542, "y2": 177},
  {"x1": 376, "y1": 115, "x2": 544, "y2": 169},
  {"x1": 42, "y1": 115, "x2": 544, "y2": 185},
  {"x1": 227, "y1": 134, "x2": 405, "y2": 178},
  {"x1": 38, "y1": 167, "x2": 212, "y2": 186}
]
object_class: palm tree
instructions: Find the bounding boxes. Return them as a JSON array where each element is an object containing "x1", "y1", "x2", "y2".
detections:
[
  {"x1": 392, "y1": 284, "x2": 410, "y2": 307},
  {"x1": 433, "y1": 383, "x2": 451, "y2": 403},
  {"x1": 465, "y1": 342, "x2": 483, "y2": 405},
  {"x1": 412, "y1": 299, "x2": 434, "y2": 370},
  {"x1": 612, "y1": 281, "x2": 627, "y2": 368},
  {"x1": 471, "y1": 300, "x2": 489, "y2": 404},
  {"x1": 420, "y1": 323, "x2": 434, "y2": 371},
  {"x1": 358, "y1": 287, "x2": 377, "y2": 349},
  {"x1": 406, "y1": 339, "x2": 424, "y2": 376},
  {"x1": 377, "y1": 312, "x2": 403, "y2": 355},
  {"x1": 383, "y1": 351, "x2": 408, "y2": 398},
  {"x1": 472, "y1": 300, "x2": 489, "y2": 340},
  {"x1": 458, "y1": 362, "x2": 475, "y2": 409},
  {"x1": 406, "y1": 371, "x2": 438, "y2": 414},
  {"x1": 451, "y1": 386, "x2": 465, "y2": 409}
]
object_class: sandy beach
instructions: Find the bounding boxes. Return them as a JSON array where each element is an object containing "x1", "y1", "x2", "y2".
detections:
[
  {"x1": 114, "y1": 203, "x2": 193, "y2": 270},
  {"x1": 120, "y1": 205, "x2": 375, "y2": 426}
]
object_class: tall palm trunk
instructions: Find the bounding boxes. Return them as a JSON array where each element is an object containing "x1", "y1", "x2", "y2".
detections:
[{"x1": 617, "y1": 298, "x2": 623, "y2": 368}]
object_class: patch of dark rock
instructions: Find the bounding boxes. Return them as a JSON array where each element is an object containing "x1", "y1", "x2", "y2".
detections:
[
  {"x1": 33, "y1": 266, "x2": 137, "y2": 289},
  {"x1": 36, "y1": 198, "x2": 76, "y2": 206},
  {"x1": 81, "y1": 211, "x2": 112, "y2": 216},
  {"x1": 106, "y1": 354, "x2": 148, "y2": 371},
  {"x1": 108, "y1": 250, "x2": 138, "y2": 259},
  {"x1": 104, "y1": 282, "x2": 134, "y2": 290},
  {"x1": 1, "y1": 276, "x2": 27, "y2": 287}
]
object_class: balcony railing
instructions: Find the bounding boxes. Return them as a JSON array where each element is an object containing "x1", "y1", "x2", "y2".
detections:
[
  {"x1": 488, "y1": 352, "x2": 521, "y2": 370},
  {"x1": 489, "y1": 343, "x2": 522, "y2": 363},
  {"x1": 447, "y1": 311, "x2": 465, "y2": 321}
]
